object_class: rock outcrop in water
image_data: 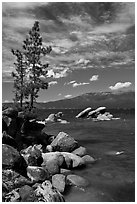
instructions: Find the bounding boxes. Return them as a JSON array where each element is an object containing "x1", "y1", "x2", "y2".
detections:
[
  {"x1": 76, "y1": 106, "x2": 120, "y2": 121},
  {"x1": 2, "y1": 107, "x2": 95, "y2": 202}
]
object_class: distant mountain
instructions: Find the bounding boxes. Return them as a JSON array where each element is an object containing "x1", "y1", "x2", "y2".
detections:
[{"x1": 37, "y1": 91, "x2": 135, "y2": 109}]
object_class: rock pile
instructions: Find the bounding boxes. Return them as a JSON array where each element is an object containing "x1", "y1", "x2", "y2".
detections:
[
  {"x1": 2, "y1": 107, "x2": 96, "y2": 202},
  {"x1": 76, "y1": 107, "x2": 120, "y2": 121}
]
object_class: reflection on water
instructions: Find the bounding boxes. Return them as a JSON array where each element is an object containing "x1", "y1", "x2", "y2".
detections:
[{"x1": 40, "y1": 109, "x2": 135, "y2": 202}]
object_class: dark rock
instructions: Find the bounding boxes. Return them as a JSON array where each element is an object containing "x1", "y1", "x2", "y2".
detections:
[
  {"x1": 2, "y1": 144, "x2": 27, "y2": 175},
  {"x1": 51, "y1": 132, "x2": 78, "y2": 152},
  {"x1": 67, "y1": 174, "x2": 89, "y2": 187},
  {"x1": 2, "y1": 118, "x2": 8, "y2": 132},
  {"x1": 61, "y1": 152, "x2": 85, "y2": 168},
  {"x1": 82, "y1": 155, "x2": 96, "y2": 164},
  {"x1": 72, "y1": 146, "x2": 87, "y2": 157},
  {"x1": 35, "y1": 180, "x2": 65, "y2": 202},
  {"x1": 21, "y1": 145, "x2": 43, "y2": 166},
  {"x1": 2, "y1": 107, "x2": 18, "y2": 118},
  {"x1": 52, "y1": 174, "x2": 66, "y2": 193},
  {"x1": 2, "y1": 131, "x2": 17, "y2": 148},
  {"x1": 19, "y1": 185, "x2": 37, "y2": 202},
  {"x1": 27, "y1": 166, "x2": 50, "y2": 182},
  {"x1": 2, "y1": 170, "x2": 33, "y2": 192},
  {"x1": 60, "y1": 168, "x2": 72, "y2": 175}
]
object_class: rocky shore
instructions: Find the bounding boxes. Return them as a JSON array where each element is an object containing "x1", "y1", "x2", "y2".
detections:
[{"x1": 2, "y1": 107, "x2": 96, "y2": 202}]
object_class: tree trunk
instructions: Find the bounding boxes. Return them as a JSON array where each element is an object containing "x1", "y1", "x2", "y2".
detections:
[
  {"x1": 20, "y1": 93, "x2": 23, "y2": 108},
  {"x1": 30, "y1": 93, "x2": 34, "y2": 110}
]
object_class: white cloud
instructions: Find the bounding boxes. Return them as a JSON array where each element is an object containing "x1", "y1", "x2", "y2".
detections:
[
  {"x1": 73, "y1": 82, "x2": 90, "y2": 87},
  {"x1": 48, "y1": 81, "x2": 57, "y2": 86},
  {"x1": 109, "y1": 82, "x2": 132, "y2": 90},
  {"x1": 46, "y1": 68, "x2": 69, "y2": 79},
  {"x1": 75, "y1": 58, "x2": 90, "y2": 65},
  {"x1": 90, "y1": 75, "x2": 99, "y2": 81},
  {"x1": 64, "y1": 94, "x2": 72, "y2": 98},
  {"x1": 58, "y1": 93, "x2": 62, "y2": 96}
]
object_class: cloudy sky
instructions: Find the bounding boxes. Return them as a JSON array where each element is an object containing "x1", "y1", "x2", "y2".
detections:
[{"x1": 2, "y1": 2, "x2": 135, "y2": 102}]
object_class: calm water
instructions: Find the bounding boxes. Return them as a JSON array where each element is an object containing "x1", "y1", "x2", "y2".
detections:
[{"x1": 38, "y1": 109, "x2": 135, "y2": 202}]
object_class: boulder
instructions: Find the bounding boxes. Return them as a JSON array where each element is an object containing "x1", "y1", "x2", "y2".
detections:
[
  {"x1": 96, "y1": 114, "x2": 111, "y2": 121},
  {"x1": 51, "y1": 132, "x2": 78, "y2": 152},
  {"x1": 45, "y1": 114, "x2": 57, "y2": 123},
  {"x1": 2, "y1": 107, "x2": 18, "y2": 118},
  {"x1": 35, "y1": 180, "x2": 65, "y2": 202},
  {"x1": 42, "y1": 152, "x2": 65, "y2": 175},
  {"x1": 76, "y1": 107, "x2": 92, "y2": 118},
  {"x1": 2, "y1": 117, "x2": 9, "y2": 132},
  {"x1": 2, "y1": 144, "x2": 27, "y2": 175},
  {"x1": 87, "y1": 110, "x2": 98, "y2": 118},
  {"x1": 21, "y1": 145, "x2": 43, "y2": 166},
  {"x1": 27, "y1": 166, "x2": 50, "y2": 182},
  {"x1": 60, "y1": 168, "x2": 72, "y2": 175},
  {"x1": 2, "y1": 131, "x2": 17, "y2": 148},
  {"x1": 52, "y1": 174, "x2": 66, "y2": 193},
  {"x1": 72, "y1": 146, "x2": 87, "y2": 157},
  {"x1": 2, "y1": 170, "x2": 33, "y2": 192},
  {"x1": 95, "y1": 107, "x2": 106, "y2": 114},
  {"x1": 67, "y1": 174, "x2": 89, "y2": 187},
  {"x1": 82, "y1": 155, "x2": 96, "y2": 164},
  {"x1": 61, "y1": 152, "x2": 85, "y2": 168},
  {"x1": 19, "y1": 185, "x2": 37, "y2": 202}
]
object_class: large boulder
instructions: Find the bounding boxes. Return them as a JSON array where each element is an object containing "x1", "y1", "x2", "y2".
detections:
[
  {"x1": 21, "y1": 145, "x2": 43, "y2": 166},
  {"x1": 72, "y1": 146, "x2": 87, "y2": 157},
  {"x1": 52, "y1": 174, "x2": 66, "y2": 193},
  {"x1": 2, "y1": 107, "x2": 18, "y2": 118},
  {"x1": 42, "y1": 152, "x2": 65, "y2": 175},
  {"x1": 67, "y1": 174, "x2": 89, "y2": 187},
  {"x1": 2, "y1": 144, "x2": 27, "y2": 175},
  {"x1": 76, "y1": 107, "x2": 92, "y2": 118},
  {"x1": 60, "y1": 152, "x2": 85, "y2": 168},
  {"x1": 35, "y1": 180, "x2": 65, "y2": 202},
  {"x1": 51, "y1": 132, "x2": 78, "y2": 152},
  {"x1": 2, "y1": 131, "x2": 17, "y2": 148},
  {"x1": 27, "y1": 166, "x2": 50, "y2": 182}
]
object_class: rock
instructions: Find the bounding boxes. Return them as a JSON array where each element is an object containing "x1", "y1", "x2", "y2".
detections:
[
  {"x1": 2, "y1": 169, "x2": 33, "y2": 191},
  {"x1": 2, "y1": 144, "x2": 27, "y2": 175},
  {"x1": 51, "y1": 132, "x2": 78, "y2": 152},
  {"x1": 82, "y1": 155, "x2": 96, "y2": 164},
  {"x1": 95, "y1": 107, "x2": 106, "y2": 114},
  {"x1": 76, "y1": 107, "x2": 92, "y2": 118},
  {"x1": 67, "y1": 174, "x2": 89, "y2": 187},
  {"x1": 96, "y1": 114, "x2": 111, "y2": 121},
  {"x1": 27, "y1": 166, "x2": 50, "y2": 182},
  {"x1": 35, "y1": 180, "x2": 65, "y2": 202},
  {"x1": 2, "y1": 131, "x2": 17, "y2": 148},
  {"x1": 2, "y1": 107, "x2": 18, "y2": 118},
  {"x1": 72, "y1": 146, "x2": 87, "y2": 157},
  {"x1": 52, "y1": 174, "x2": 66, "y2": 193},
  {"x1": 87, "y1": 110, "x2": 98, "y2": 118},
  {"x1": 60, "y1": 168, "x2": 72, "y2": 175},
  {"x1": 2, "y1": 117, "x2": 9, "y2": 132},
  {"x1": 61, "y1": 152, "x2": 85, "y2": 168},
  {"x1": 56, "y1": 112, "x2": 63, "y2": 118},
  {"x1": 21, "y1": 145, "x2": 43, "y2": 166},
  {"x1": 46, "y1": 145, "x2": 53, "y2": 152},
  {"x1": 4, "y1": 188, "x2": 20, "y2": 202},
  {"x1": 45, "y1": 113, "x2": 57, "y2": 123},
  {"x1": 42, "y1": 152, "x2": 65, "y2": 175},
  {"x1": 19, "y1": 185, "x2": 37, "y2": 202}
]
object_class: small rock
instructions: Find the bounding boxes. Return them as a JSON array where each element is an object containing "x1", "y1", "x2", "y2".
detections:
[
  {"x1": 4, "y1": 188, "x2": 20, "y2": 202},
  {"x1": 46, "y1": 145, "x2": 53, "y2": 152},
  {"x1": 19, "y1": 185, "x2": 37, "y2": 202},
  {"x1": 51, "y1": 132, "x2": 78, "y2": 152},
  {"x1": 82, "y1": 155, "x2": 96, "y2": 164},
  {"x1": 60, "y1": 168, "x2": 72, "y2": 175},
  {"x1": 72, "y1": 146, "x2": 87, "y2": 157},
  {"x1": 52, "y1": 174, "x2": 66, "y2": 193},
  {"x1": 67, "y1": 174, "x2": 89, "y2": 187},
  {"x1": 27, "y1": 166, "x2": 50, "y2": 182}
]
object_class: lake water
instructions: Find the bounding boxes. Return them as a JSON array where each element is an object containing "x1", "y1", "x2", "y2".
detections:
[{"x1": 38, "y1": 109, "x2": 135, "y2": 202}]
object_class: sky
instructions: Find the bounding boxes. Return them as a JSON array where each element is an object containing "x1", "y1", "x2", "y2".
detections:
[{"x1": 2, "y1": 2, "x2": 135, "y2": 103}]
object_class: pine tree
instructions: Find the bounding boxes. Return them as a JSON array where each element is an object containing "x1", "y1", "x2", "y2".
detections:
[{"x1": 23, "y1": 21, "x2": 52, "y2": 109}]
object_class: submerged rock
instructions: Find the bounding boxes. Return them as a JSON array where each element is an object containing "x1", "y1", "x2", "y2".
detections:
[
  {"x1": 51, "y1": 132, "x2": 78, "y2": 152},
  {"x1": 72, "y1": 146, "x2": 87, "y2": 157},
  {"x1": 67, "y1": 174, "x2": 89, "y2": 187},
  {"x1": 82, "y1": 155, "x2": 96, "y2": 164},
  {"x1": 52, "y1": 174, "x2": 66, "y2": 193}
]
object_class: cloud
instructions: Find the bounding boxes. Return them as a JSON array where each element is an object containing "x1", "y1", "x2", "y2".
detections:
[
  {"x1": 58, "y1": 93, "x2": 62, "y2": 96},
  {"x1": 73, "y1": 82, "x2": 90, "y2": 87},
  {"x1": 48, "y1": 81, "x2": 57, "y2": 86},
  {"x1": 90, "y1": 75, "x2": 99, "y2": 81},
  {"x1": 109, "y1": 82, "x2": 132, "y2": 90},
  {"x1": 46, "y1": 68, "x2": 69, "y2": 79},
  {"x1": 64, "y1": 94, "x2": 72, "y2": 98},
  {"x1": 75, "y1": 58, "x2": 90, "y2": 65}
]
